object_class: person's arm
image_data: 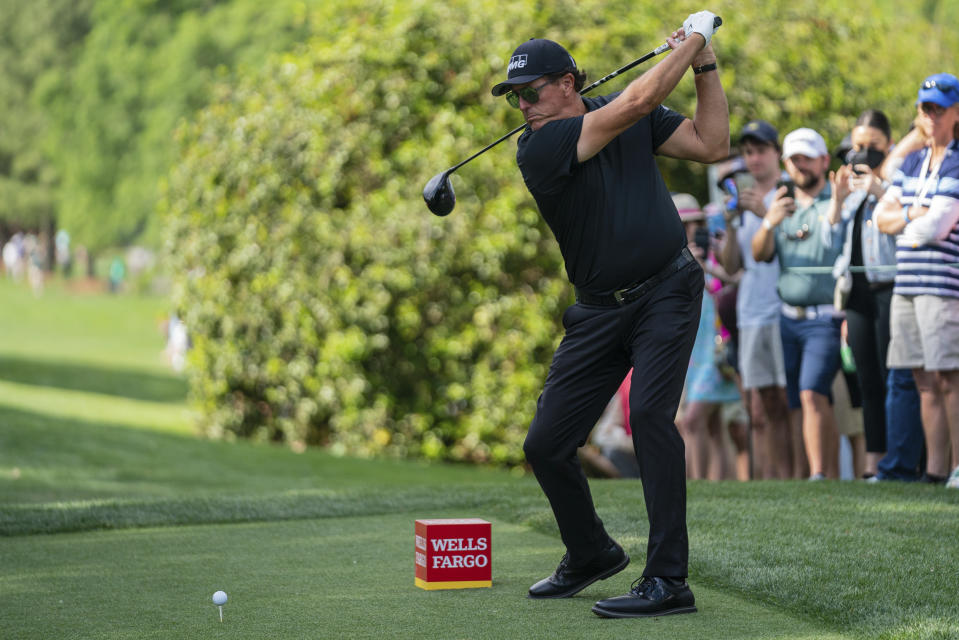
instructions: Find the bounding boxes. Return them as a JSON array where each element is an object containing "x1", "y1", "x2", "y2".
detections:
[
  {"x1": 577, "y1": 12, "x2": 721, "y2": 162},
  {"x1": 719, "y1": 214, "x2": 743, "y2": 275},
  {"x1": 705, "y1": 252, "x2": 738, "y2": 285},
  {"x1": 751, "y1": 185, "x2": 794, "y2": 262},
  {"x1": 826, "y1": 164, "x2": 853, "y2": 226},
  {"x1": 900, "y1": 196, "x2": 959, "y2": 245},
  {"x1": 881, "y1": 124, "x2": 926, "y2": 182},
  {"x1": 875, "y1": 186, "x2": 908, "y2": 235},
  {"x1": 751, "y1": 217, "x2": 777, "y2": 263},
  {"x1": 654, "y1": 44, "x2": 729, "y2": 163}
]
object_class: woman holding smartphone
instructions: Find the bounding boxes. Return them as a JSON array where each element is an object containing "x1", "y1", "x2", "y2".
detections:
[{"x1": 825, "y1": 110, "x2": 901, "y2": 478}]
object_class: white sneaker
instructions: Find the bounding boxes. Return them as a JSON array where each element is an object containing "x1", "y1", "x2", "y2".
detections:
[{"x1": 946, "y1": 466, "x2": 959, "y2": 489}]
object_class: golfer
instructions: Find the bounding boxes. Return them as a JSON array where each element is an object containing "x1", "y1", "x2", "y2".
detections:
[{"x1": 490, "y1": 11, "x2": 728, "y2": 617}]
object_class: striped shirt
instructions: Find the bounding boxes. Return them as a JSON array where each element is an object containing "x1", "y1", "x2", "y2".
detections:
[{"x1": 889, "y1": 140, "x2": 959, "y2": 299}]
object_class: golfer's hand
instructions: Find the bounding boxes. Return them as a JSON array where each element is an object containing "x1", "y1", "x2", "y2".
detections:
[{"x1": 683, "y1": 10, "x2": 718, "y2": 47}]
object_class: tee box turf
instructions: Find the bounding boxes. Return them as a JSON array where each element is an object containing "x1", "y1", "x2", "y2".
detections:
[{"x1": 414, "y1": 518, "x2": 492, "y2": 590}]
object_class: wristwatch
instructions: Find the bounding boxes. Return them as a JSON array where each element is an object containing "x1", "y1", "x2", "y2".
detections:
[{"x1": 693, "y1": 62, "x2": 717, "y2": 75}]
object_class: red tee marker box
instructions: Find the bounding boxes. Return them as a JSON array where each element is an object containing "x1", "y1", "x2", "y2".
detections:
[{"x1": 414, "y1": 518, "x2": 492, "y2": 590}]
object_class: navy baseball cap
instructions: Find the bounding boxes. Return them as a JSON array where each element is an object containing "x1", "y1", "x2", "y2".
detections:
[
  {"x1": 491, "y1": 39, "x2": 577, "y2": 96},
  {"x1": 738, "y1": 120, "x2": 779, "y2": 146},
  {"x1": 916, "y1": 72, "x2": 959, "y2": 108}
]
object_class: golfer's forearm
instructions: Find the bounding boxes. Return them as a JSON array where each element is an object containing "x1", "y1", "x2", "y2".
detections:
[
  {"x1": 578, "y1": 37, "x2": 706, "y2": 161},
  {"x1": 689, "y1": 71, "x2": 729, "y2": 160},
  {"x1": 616, "y1": 37, "x2": 705, "y2": 122}
]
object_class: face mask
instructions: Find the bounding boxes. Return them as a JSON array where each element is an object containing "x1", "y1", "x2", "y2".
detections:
[{"x1": 844, "y1": 147, "x2": 886, "y2": 170}]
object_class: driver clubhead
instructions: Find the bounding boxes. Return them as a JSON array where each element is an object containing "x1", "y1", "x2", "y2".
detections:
[{"x1": 423, "y1": 171, "x2": 456, "y2": 216}]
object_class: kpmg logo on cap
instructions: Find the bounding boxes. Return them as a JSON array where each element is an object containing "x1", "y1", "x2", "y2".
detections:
[{"x1": 507, "y1": 54, "x2": 527, "y2": 73}]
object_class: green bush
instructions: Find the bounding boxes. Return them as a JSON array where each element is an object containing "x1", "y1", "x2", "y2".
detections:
[
  {"x1": 163, "y1": 0, "x2": 958, "y2": 466},
  {"x1": 163, "y1": 1, "x2": 577, "y2": 465}
]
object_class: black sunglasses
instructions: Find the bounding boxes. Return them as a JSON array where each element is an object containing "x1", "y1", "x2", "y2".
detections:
[
  {"x1": 506, "y1": 78, "x2": 557, "y2": 108},
  {"x1": 922, "y1": 78, "x2": 959, "y2": 96},
  {"x1": 919, "y1": 102, "x2": 947, "y2": 116}
]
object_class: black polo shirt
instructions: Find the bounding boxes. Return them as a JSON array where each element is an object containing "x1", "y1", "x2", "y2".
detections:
[{"x1": 517, "y1": 93, "x2": 686, "y2": 295}]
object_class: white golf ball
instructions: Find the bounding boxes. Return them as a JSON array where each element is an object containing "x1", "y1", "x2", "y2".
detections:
[{"x1": 212, "y1": 590, "x2": 228, "y2": 606}]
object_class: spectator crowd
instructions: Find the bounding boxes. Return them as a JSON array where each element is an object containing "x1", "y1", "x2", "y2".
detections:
[{"x1": 584, "y1": 72, "x2": 959, "y2": 490}]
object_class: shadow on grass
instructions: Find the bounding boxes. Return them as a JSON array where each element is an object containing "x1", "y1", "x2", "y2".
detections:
[
  {"x1": 0, "y1": 404, "x2": 531, "y2": 534},
  {"x1": 0, "y1": 354, "x2": 187, "y2": 403}
]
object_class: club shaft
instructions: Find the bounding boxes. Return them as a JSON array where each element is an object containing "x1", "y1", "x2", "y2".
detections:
[
  {"x1": 443, "y1": 15, "x2": 721, "y2": 176},
  {"x1": 579, "y1": 44, "x2": 670, "y2": 97},
  {"x1": 447, "y1": 123, "x2": 528, "y2": 174}
]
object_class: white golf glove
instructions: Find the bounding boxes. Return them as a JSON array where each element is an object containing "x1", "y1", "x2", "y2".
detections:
[{"x1": 683, "y1": 11, "x2": 718, "y2": 47}]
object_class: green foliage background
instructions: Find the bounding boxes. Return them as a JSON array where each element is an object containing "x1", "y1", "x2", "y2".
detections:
[
  {"x1": 3, "y1": 0, "x2": 959, "y2": 465},
  {"x1": 162, "y1": 0, "x2": 958, "y2": 465},
  {"x1": 35, "y1": 0, "x2": 315, "y2": 251}
]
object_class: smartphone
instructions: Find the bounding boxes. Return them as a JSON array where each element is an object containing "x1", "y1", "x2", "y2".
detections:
[
  {"x1": 733, "y1": 172, "x2": 756, "y2": 193},
  {"x1": 694, "y1": 227, "x2": 710, "y2": 256},
  {"x1": 777, "y1": 179, "x2": 795, "y2": 200},
  {"x1": 721, "y1": 178, "x2": 739, "y2": 213}
]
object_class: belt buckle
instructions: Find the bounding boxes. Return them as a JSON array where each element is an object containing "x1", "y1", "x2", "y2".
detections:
[
  {"x1": 613, "y1": 289, "x2": 626, "y2": 306},
  {"x1": 796, "y1": 306, "x2": 807, "y2": 320}
]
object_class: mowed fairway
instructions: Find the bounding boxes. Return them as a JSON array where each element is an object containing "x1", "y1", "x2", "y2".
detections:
[{"x1": 0, "y1": 279, "x2": 957, "y2": 639}]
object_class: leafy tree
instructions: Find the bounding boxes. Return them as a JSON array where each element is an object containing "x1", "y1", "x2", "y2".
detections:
[
  {"x1": 0, "y1": 0, "x2": 91, "y2": 254},
  {"x1": 38, "y1": 0, "x2": 314, "y2": 255},
  {"x1": 162, "y1": 0, "x2": 959, "y2": 467}
]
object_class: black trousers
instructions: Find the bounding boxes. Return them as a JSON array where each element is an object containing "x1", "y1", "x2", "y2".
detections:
[
  {"x1": 523, "y1": 260, "x2": 703, "y2": 578},
  {"x1": 845, "y1": 281, "x2": 893, "y2": 453}
]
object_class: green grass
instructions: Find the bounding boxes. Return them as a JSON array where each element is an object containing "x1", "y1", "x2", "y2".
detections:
[{"x1": 1, "y1": 278, "x2": 958, "y2": 639}]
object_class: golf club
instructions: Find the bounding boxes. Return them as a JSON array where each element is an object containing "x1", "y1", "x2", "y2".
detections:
[{"x1": 423, "y1": 16, "x2": 722, "y2": 216}]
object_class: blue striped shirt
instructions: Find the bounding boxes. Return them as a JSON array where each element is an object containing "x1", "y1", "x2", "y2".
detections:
[{"x1": 892, "y1": 140, "x2": 959, "y2": 299}]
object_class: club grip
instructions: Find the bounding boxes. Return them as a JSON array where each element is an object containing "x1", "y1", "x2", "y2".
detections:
[{"x1": 714, "y1": 16, "x2": 723, "y2": 27}]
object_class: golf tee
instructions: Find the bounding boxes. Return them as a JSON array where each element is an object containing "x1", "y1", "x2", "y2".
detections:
[{"x1": 218, "y1": 605, "x2": 223, "y2": 622}]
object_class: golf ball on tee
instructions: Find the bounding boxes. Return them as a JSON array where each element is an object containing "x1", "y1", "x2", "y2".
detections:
[{"x1": 212, "y1": 590, "x2": 228, "y2": 606}]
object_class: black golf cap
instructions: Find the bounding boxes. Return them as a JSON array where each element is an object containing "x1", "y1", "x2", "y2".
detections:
[
  {"x1": 738, "y1": 120, "x2": 779, "y2": 146},
  {"x1": 491, "y1": 39, "x2": 576, "y2": 96}
]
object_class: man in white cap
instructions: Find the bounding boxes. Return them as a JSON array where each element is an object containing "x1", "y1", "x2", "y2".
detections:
[{"x1": 752, "y1": 128, "x2": 846, "y2": 480}]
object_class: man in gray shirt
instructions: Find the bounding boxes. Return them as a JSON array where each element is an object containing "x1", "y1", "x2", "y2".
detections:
[{"x1": 719, "y1": 121, "x2": 797, "y2": 479}]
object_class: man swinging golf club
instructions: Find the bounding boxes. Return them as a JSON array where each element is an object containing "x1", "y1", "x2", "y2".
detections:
[{"x1": 490, "y1": 11, "x2": 728, "y2": 617}]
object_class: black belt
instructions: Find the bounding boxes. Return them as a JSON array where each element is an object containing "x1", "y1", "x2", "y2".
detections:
[{"x1": 575, "y1": 246, "x2": 695, "y2": 307}]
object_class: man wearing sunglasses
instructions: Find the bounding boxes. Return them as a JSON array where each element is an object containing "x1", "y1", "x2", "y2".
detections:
[
  {"x1": 876, "y1": 72, "x2": 959, "y2": 490},
  {"x1": 490, "y1": 11, "x2": 728, "y2": 619}
]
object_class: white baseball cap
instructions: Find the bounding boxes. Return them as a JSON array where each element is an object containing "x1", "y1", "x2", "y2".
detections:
[{"x1": 782, "y1": 128, "x2": 828, "y2": 160}]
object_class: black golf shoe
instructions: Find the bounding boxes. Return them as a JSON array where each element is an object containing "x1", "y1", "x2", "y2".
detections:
[
  {"x1": 591, "y1": 576, "x2": 697, "y2": 618},
  {"x1": 528, "y1": 540, "x2": 629, "y2": 599}
]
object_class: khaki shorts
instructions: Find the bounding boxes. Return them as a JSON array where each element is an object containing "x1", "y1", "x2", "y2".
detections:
[
  {"x1": 887, "y1": 294, "x2": 959, "y2": 371},
  {"x1": 738, "y1": 323, "x2": 787, "y2": 390}
]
